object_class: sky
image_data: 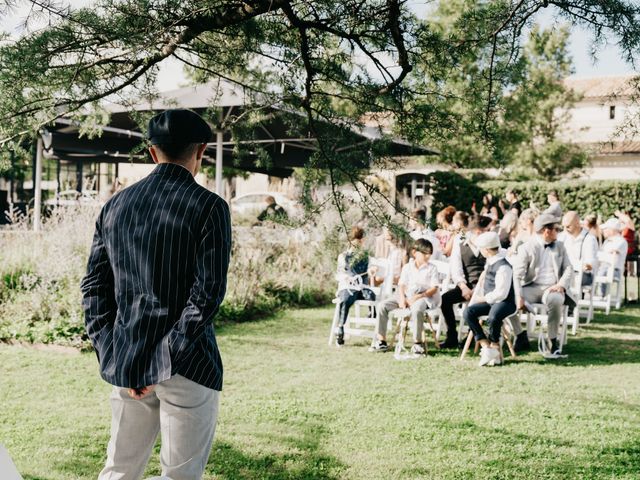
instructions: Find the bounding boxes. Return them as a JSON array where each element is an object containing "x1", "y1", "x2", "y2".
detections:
[{"x1": 0, "y1": 0, "x2": 637, "y2": 92}]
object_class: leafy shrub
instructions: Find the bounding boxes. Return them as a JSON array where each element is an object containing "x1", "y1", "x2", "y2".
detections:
[
  {"x1": 426, "y1": 171, "x2": 640, "y2": 222},
  {"x1": 481, "y1": 180, "x2": 640, "y2": 220}
]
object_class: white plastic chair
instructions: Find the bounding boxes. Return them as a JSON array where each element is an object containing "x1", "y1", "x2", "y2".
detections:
[
  {"x1": 591, "y1": 251, "x2": 622, "y2": 315},
  {"x1": 327, "y1": 261, "x2": 393, "y2": 346},
  {"x1": 525, "y1": 303, "x2": 570, "y2": 350},
  {"x1": 0, "y1": 444, "x2": 22, "y2": 480},
  {"x1": 389, "y1": 307, "x2": 439, "y2": 360},
  {"x1": 570, "y1": 262, "x2": 596, "y2": 331}
]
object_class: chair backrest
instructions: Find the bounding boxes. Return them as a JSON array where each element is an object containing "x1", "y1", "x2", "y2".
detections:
[
  {"x1": 596, "y1": 251, "x2": 617, "y2": 283},
  {"x1": 430, "y1": 259, "x2": 453, "y2": 293},
  {"x1": 367, "y1": 256, "x2": 392, "y2": 297}
]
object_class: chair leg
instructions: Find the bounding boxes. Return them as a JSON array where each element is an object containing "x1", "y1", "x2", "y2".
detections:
[
  {"x1": 328, "y1": 302, "x2": 340, "y2": 346},
  {"x1": 502, "y1": 325, "x2": 516, "y2": 358},
  {"x1": 460, "y1": 331, "x2": 474, "y2": 360},
  {"x1": 561, "y1": 307, "x2": 569, "y2": 347},
  {"x1": 426, "y1": 313, "x2": 439, "y2": 349}
]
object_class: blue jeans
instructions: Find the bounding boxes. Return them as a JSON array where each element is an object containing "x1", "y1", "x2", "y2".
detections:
[
  {"x1": 337, "y1": 288, "x2": 376, "y2": 327},
  {"x1": 463, "y1": 301, "x2": 516, "y2": 344}
]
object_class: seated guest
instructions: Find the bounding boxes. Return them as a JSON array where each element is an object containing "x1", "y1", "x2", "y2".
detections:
[
  {"x1": 498, "y1": 211, "x2": 518, "y2": 249},
  {"x1": 370, "y1": 239, "x2": 440, "y2": 355},
  {"x1": 374, "y1": 226, "x2": 394, "y2": 259},
  {"x1": 444, "y1": 211, "x2": 469, "y2": 257},
  {"x1": 559, "y1": 211, "x2": 598, "y2": 286},
  {"x1": 500, "y1": 188, "x2": 522, "y2": 217},
  {"x1": 408, "y1": 208, "x2": 442, "y2": 259},
  {"x1": 435, "y1": 206, "x2": 456, "y2": 253},
  {"x1": 508, "y1": 208, "x2": 538, "y2": 257},
  {"x1": 371, "y1": 230, "x2": 408, "y2": 297},
  {"x1": 598, "y1": 218, "x2": 629, "y2": 296},
  {"x1": 475, "y1": 193, "x2": 499, "y2": 220},
  {"x1": 615, "y1": 210, "x2": 636, "y2": 257},
  {"x1": 543, "y1": 190, "x2": 562, "y2": 218},
  {"x1": 583, "y1": 213, "x2": 602, "y2": 246},
  {"x1": 439, "y1": 215, "x2": 489, "y2": 349},
  {"x1": 463, "y1": 231, "x2": 517, "y2": 367},
  {"x1": 334, "y1": 226, "x2": 375, "y2": 346},
  {"x1": 513, "y1": 213, "x2": 575, "y2": 356}
]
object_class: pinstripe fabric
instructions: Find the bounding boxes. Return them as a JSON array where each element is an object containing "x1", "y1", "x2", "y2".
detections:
[{"x1": 80, "y1": 162, "x2": 231, "y2": 391}]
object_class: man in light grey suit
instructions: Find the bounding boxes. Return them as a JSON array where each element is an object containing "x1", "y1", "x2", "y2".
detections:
[{"x1": 513, "y1": 213, "x2": 575, "y2": 355}]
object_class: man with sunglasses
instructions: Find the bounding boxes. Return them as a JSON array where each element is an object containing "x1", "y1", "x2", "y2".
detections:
[{"x1": 513, "y1": 213, "x2": 575, "y2": 355}]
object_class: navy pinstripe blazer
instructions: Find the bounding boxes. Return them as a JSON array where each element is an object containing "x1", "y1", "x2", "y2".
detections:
[{"x1": 80, "y1": 162, "x2": 232, "y2": 391}]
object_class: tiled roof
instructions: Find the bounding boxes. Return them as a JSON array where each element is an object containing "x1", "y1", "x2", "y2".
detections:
[
  {"x1": 564, "y1": 75, "x2": 639, "y2": 99},
  {"x1": 588, "y1": 141, "x2": 640, "y2": 154}
]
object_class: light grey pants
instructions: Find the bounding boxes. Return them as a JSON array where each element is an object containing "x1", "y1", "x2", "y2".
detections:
[
  {"x1": 98, "y1": 374, "x2": 220, "y2": 480},
  {"x1": 522, "y1": 283, "x2": 564, "y2": 340},
  {"x1": 377, "y1": 297, "x2": 433, "y2": 342}
]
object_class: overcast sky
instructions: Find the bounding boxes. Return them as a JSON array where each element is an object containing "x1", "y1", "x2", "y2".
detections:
[{"x1": 1, "y1": 1, "x2": 636, "y2": 92}]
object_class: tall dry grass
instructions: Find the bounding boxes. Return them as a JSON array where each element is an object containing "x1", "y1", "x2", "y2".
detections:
[{"x1": 0, "y1": 202, "x2": 371, "y2": 347}]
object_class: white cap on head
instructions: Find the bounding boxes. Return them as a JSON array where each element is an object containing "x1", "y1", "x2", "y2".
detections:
[
  {"x1": 601, "y1": 218, "x2": 622, "y2": 232},
  {"x1": 475, "y1": 231, "x2": 501, "y2": 250}
]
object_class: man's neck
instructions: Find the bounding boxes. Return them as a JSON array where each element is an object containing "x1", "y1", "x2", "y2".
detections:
[{"x1": 158, "y1": 159, "x2": 196, "y2": 176}]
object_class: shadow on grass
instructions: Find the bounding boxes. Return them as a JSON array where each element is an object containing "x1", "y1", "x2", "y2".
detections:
[
  {"x1": 44, "y1": 431, "x2": 108, "y2": 479},
  {"x1": 430, "y1": 420, "x2": 640, "y2": 479},
  {"x1": 207, "y1": 421, "x2": 344, "y2": 479},
  {"x1": 503, "y1": 335, "x2": 640, "y2": 367}
]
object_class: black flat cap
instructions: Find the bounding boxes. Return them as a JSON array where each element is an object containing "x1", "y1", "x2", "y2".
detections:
[{"x1": 147, "y1": 109, "x2": 213, "y2": 145}]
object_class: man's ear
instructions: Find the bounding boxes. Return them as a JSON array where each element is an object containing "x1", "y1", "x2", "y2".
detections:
[
  {"x1": 196, "y1": 143, "x2": 207, "y2": 160},
  {"x1": 149, "y1": 145, "x2": 160, "y2": 164}
]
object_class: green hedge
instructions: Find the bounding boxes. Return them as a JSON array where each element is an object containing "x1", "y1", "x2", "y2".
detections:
[
  {"x1": 425, "y1": 171, "x2": 486, "y2": 216},
  {"x1": 426, "y1": 171, "x2": 640, "y2": 221},
  {"x1": 480, "y1": 180, "x2": 640, "y2": 220}
]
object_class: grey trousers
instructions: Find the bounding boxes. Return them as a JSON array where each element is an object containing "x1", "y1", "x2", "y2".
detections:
[
  {"x1": 377, "y1": 297, "x2": 433, "y2": 342},
  {"x1": 522, "y1": 283, "x2": 564, "y2": 340},
  {"x1": 98, "y1": 374, "x2": 220, "y2": 480}
]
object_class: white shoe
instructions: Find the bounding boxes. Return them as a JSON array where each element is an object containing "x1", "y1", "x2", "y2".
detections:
[
  {"x1": 478, "y1": 346, "x2": 501, "y2": 367},
  {"x1": 410, "y1": 343, "x2": 426, "y2": 356}
]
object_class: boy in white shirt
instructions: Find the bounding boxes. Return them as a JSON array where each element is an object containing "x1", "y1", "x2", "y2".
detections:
[{"x1": 370, "y1": 238, "x2": 440, "y2": 355}]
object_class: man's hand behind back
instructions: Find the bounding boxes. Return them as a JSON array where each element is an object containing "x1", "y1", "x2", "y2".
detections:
[{"x1": 128, "y1": 385, "x2": 156, "y2": 400}]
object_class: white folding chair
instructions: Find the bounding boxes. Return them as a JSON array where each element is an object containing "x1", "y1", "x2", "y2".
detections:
[
  {"x1": 390, "y1": 307, "x2": 440, "y2": 360},
  {"x1": 327, "y1": 263, "x2": 393, "y2": 346},
  {"x1": 526, "y1": 302, "x2": 570, "y2": 350},
  {"x1": 591, "y1": 252, "x2": 621, "y2": 315},
  {"x1": 0, "y1": 444, "x2": 22, "y2": 480},
  {"x1": 570, "y1": 262, "x2": 596, "y2": 331},
  {"x1": 459, "y1": 313, "x2": 517, "y2": 361},
  {"x1": 431, "y1": 259, "x2": 454, "y2": 293}
]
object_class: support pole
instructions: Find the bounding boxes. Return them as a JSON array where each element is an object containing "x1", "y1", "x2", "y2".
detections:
[
  {"x1": 33, "y1": 137, "x2": 43, "y2": 232},
  {"x1": 215, "y1": 130, "x2": 223, "y2": 196}
]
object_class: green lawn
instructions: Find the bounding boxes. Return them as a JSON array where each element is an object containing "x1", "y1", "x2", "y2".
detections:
[{"x1": 1, "y1": 306, "x2": 639, "y2": 480}]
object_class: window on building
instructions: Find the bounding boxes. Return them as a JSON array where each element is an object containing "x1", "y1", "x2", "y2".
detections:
[{"x1": 610, "y1": 105, "x2": 616, "y2": 120}]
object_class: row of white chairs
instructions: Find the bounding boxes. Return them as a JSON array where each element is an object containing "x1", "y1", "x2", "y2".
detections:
[{"x1": 329, "y1": 251, "x2": 625, "y2": 353}]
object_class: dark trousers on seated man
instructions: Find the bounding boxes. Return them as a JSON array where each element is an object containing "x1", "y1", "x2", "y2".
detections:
[
  {"x1": 442, "y1": 285, "x2": 524, "y2": 343},
  {"x1": 464, "y1": 300, "x2": 517, "y2": 346},
  {"x1": 337, "y1": 288, "x2": 376, "y2": 327}
]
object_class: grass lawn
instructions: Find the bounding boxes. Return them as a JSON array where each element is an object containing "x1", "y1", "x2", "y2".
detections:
[{"x1": 1, "y1": 306, "x2": 639, "y2": 479}]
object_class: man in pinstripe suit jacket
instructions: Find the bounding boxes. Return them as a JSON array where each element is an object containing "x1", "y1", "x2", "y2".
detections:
[{"x1": 81, "y1": 109, "x2": 232, "y2": 479}]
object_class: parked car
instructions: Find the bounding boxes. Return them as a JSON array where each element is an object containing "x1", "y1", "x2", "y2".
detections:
[{"x1": 230, "y1": 192, "x2": 301, "y2": 218}]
